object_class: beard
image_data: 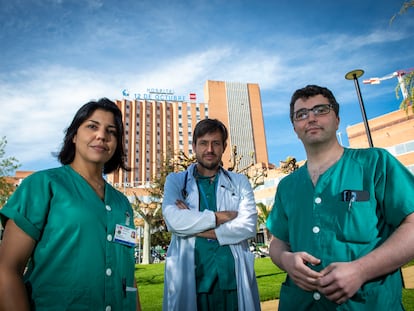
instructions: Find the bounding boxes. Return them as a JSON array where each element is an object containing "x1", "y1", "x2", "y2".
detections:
[{"x1": 196, "y1": 154, "x2": 221, "y2": 171}]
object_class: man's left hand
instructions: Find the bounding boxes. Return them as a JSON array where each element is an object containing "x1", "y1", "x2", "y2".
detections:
[
  {"x1": 317, "y1": 261, "x2": 365, "y2": 305},
  {"x1": 175, "y1": 200, "x2": 189, "y2": 209}
]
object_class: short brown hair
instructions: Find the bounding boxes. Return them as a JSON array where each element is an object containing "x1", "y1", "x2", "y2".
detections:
[{"x1": 192, "y1": 118, "x2": 228, "y2": 145}]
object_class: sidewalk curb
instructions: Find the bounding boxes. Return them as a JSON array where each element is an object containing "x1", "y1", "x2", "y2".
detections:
[{"x1": 402, "y1": 265, "x2": 414, "y2": 288}]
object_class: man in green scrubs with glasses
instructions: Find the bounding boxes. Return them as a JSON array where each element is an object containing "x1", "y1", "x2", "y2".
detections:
[{"x1": 267, "y1": 85, "x2": 414, "y2": 310}]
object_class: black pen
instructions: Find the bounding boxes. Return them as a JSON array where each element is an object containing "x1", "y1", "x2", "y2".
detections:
[{"x1": 122, "y1": 277, "x2": 126, "y2": 297}]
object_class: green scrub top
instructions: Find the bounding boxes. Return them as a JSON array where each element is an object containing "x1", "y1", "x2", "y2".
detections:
[
  {"x1": 267, "y1": 148, "x2": 414, "y2": 310},
  {"x1": 194, "y1": 175, "x2": 236, "y2": 293},
  {"x1": 0, "y1": 165, "x2": 137, "y2": 311}
]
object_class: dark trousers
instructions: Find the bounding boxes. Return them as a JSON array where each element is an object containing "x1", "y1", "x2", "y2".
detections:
[{"x1": 197, "y1": 277, "x2": 238, "y2": 311}]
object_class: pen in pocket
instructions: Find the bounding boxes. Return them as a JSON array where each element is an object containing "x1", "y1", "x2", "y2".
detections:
[{"x1": 122, "y1": 277, "x2": 126, "y2": 297}]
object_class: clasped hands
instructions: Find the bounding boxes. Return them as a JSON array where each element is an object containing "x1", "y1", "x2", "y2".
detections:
[{"x1": 281, "y1": 251, "x2": 365, "y2": 305}]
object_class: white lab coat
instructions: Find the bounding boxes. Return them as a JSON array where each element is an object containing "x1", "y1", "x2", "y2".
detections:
[{"x1": 162, "y1": 164, "x2": 261, "y2": 311}]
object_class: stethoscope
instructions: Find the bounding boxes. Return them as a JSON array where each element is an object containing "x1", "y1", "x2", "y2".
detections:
[{"x1": 181, "y1": 166, "x2": 236, "y2": 199}]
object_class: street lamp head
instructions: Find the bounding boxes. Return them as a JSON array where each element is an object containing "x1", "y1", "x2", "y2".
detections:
[
  {"x1": 345, "y1": 69, "x2": 364, "y2": 80},
  {"x1": 345, "y1": 68, "x2": 373, "y2": 148}
]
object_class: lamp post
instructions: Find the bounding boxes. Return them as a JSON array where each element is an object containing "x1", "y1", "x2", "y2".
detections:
[{"x1": 345, "y1": 69, "x2": 374, "y2": 148}]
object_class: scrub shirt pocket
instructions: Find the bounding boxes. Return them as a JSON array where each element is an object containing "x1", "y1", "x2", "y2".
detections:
[
  {"x1": 225, "y1": 193, "x2": 241, "y2": 212},
  {"x1": 336, "y1": 201, "x2": 376, "y2": 243},
  {"x1": 351, "y1": 280, "x2": 404, "y2": 311},
  {"x1": 122, "y1": 284, "x2": 138, "y2": 310},
  {"x1": 278, "y1": 282, "x2": 318, "y2": 311},
  {"x1": 31, "y1": 285, "x2": 91, "y2": 310}
]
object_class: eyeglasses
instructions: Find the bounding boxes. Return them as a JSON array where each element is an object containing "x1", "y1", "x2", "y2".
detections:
[{"x1": 293, "y1": 104, "x2": 334, "y2": 121}]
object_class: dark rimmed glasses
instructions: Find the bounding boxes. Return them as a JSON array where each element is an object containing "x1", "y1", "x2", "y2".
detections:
[{"x1": 293, "y1": 104, "x2": 334, "y2": 121}]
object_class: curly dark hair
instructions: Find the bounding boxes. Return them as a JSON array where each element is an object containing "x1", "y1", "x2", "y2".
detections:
[{"x1": 57, "y1": 98, "x2": 130, "y2": 174}]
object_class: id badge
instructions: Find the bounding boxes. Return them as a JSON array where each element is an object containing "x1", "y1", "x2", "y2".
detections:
[{"x1": 114, "y1": 224, "x2": 137, "y2": 247}]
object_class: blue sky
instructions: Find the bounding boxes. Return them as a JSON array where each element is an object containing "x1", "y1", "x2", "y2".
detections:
[{"x1": 0, "y1": 0, "x2": 413, "y2": 171}]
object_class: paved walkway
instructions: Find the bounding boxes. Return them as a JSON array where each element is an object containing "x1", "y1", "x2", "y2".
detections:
[
  {"x1": 402, "y1": 265, "x2": 414, "y2": 288},
  {"x1": 261, "y1": 299, "x2": 279, "y2": 310},
  {"x1": 260, "y1": 265, "x2": 414, "y2": 311}
]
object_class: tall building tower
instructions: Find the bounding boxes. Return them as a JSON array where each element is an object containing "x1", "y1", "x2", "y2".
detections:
[{"x1": 205, "y1": 80, "x2": 269, "y2": 170}]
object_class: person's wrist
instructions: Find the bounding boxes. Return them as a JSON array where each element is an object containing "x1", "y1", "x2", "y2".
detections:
[
  {"x1": 279, "y1": 251, "x2": 290, "y2": 271},
  {"x1": 353, "y1": 259, "x2": 368, "y2": 284}
]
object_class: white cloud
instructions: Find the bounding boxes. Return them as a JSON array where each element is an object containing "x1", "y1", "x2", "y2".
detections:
[
  {"x1": 1, "y1": 1, "x2": 413, "y2": 169},
  {"x1": 0, "y1": 65, "x2": 125, "y2": 167}
]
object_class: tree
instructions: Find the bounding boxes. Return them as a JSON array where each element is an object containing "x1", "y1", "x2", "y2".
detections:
[
  {"x1": 280, "y1": 156, "x2": 299, "y2": 174},
  {"x1": 256, "y1": 202, "x2": 271, "y2": 244},
  {"x1": 396, "y1": 71, "x2": 414, "y2": 114},
  {"x1": 255, "y1": 157, "x2": 298, "y2": 246},
  {"x1": 390, "y1": 1, "x2": 414, "y2": 114},
  {"x1": 390, "y1": 0, "x2": 414, "y2": 24},
  {"x1": 0, "y1": 137, "x2": 20, "y2": 207},
  {"x1": 149, "y1": 150, "x2": 196, "y2": 197},
  {"x1": 228, "y1": 145, "x2": 268, "y2": 189},
  {"x1": 131, "y1": 149, "x2": 195, "y2": 264},
  {"x1": 131, "y1": 195, "x2": 162, "y2": 264}
]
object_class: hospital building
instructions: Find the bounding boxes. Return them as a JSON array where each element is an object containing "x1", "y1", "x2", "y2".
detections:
[{"x1": 107, "y1": 80, "x2": 269, "y2": 188}]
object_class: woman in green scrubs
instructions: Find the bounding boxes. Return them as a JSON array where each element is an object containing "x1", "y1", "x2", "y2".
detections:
[{"x1": 0, "y1": 98, "x2": 141, "y2": 310}]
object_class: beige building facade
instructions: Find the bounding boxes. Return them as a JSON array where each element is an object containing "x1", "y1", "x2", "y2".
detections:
[{"x1": 346, "y1": 109, "x2": 414, "y2": 174}]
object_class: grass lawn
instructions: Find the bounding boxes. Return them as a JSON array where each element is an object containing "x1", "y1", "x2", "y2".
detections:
[{"x1": 136, "y1": 258, "x2": 414, "y2": 311}]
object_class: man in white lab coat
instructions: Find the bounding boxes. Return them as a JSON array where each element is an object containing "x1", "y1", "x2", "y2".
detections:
[{"x1": 162, "y1": 118, "x2": 261, "y2": 311}]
